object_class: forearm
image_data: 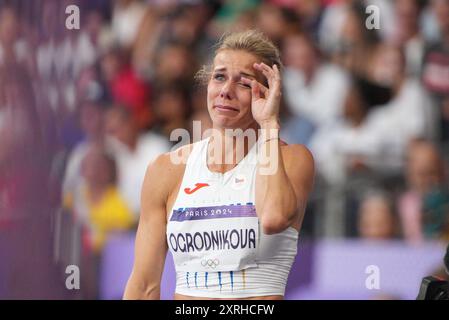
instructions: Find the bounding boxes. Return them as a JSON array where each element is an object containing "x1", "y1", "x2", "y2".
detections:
[
  {"x1": 256, "y1": 121, "x2": 298, "y2": 234},
  {"x1": 123, "y1": 274, "x2": 160, "y2": 300}
]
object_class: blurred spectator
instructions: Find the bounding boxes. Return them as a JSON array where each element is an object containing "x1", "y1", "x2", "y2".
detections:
[
  {"x1": 131, "y1": 2, "x2": 215, "y2": 75},
  {"x1": 77, "y1": 146, "x2": 134, "y2": 252},
  {"x1": 366, "y1": 43, "x2": 435, "y2": 158},
  {"x1": 188, "y1": 85, "x2": 212, "y2": 140},
  {"x1": 152, "y1": 84, "x2": 193, "y2": 139},
  {"x1": 62, "y1": 99, "x2": 110, "y2": 209},
  {"x1": 399, "y1": 140, "x2": 449, "y2": 243},
  {"x1": 357, "y1": 191, "x2": 397, "y2": 240},
  {"x1": 213, "y1": 0, "x2": 259, "y2": 32},
  {"x1": 256, "y1": 2, "x2": 301, "y2": 46},
  {"x1": 421, "y1": 0, "x2": 449, "y2": 142},
  {"x1": 99, "y1": 48, "x2": 152, "y2": 129},
  {"x1": 231, "y1": 7, "x2": 257, "y2": 33},
  {"x1": 367, "y1": 0, "x2": 397, "y2": 40},
  {"x1": 111, "y1": 0, "x2": 147, "y2": 49},
  {"x1": 443, "y1": 97, "x2": 449, "y2": 142},
  {"x1": 167, "y1": 3, "x2": 211, "y2": 47},
  {"x1": 36, "y1": 3, "x2": 107, "y2": 113},
  {"x1": 390, "y1": 0, "x2": 426, "y2": 77},
  {"x1": 282, "y1": 32, "x2": 350, "y2": 128},
  {"x1": 311, "y1": 43, "x2": 432, "y2": 184},
  {"x1": 153, "y1": 41, "x2": 197, "y2": 88},
  {"x1": 131, "y1": 5, "x2": 165, "y2": 77},
  {"x1": 319, "y1": 0, "x2": 381, "y2": 74},
  {"x1": 431, "y1": 0, "x2": 449, "y2": 42},
  {"x1": 310, "y1": 77, "x2": 387, "y2": 184},
  {"x1": 35, "y1": 2, "x2": 68, "y2": 113},
  {"x1": 0, "y1": 6, "x2": 34, "y2": 71},
  {"x1": 68, "y1": 145, "x2": 134, "y2": 299},
  {"x1": 0, "y1": 6, "x2": 32, "y2": 65},
  {"x1": 319, "y1": 0, "x2": 353, "y2": 54},
  {"x1": 291, "y1": 0, "x2": 323, "y2": 41},
  {"x1": 104, "y1": 105, "x2": 171, "y2": 218},
  {"x1": 281, "y1": 114, "x2": 315, "y2": 147}
]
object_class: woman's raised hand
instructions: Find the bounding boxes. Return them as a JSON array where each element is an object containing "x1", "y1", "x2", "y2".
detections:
[{"x1": 241, "y1": 62, "x2": 282, "y2": 128}]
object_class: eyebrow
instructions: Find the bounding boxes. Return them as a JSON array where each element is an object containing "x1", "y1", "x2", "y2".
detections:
[{"x1": 213, "y1": 67, "x2": 257, "y2": 79}]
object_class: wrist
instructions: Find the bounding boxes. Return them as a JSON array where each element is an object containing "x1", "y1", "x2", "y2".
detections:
[
  {"x1": 259, "y1": 118, "x2": 280, "y2": 130},
  {"x1": 259, "y1": 126, "x2": 280, "y2": 143}
]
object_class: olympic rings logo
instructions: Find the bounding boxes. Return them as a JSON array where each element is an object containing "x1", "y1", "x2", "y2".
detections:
[{"x1": 201, "y1": 258, "x2": 219, "y2": 269}]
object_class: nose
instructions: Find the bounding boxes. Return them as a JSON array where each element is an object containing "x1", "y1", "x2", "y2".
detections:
[{"x1": 219, "y1": 80, "x2": 234, "y2": 100}]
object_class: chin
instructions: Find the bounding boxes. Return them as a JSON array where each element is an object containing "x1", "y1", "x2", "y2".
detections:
[
  {"x1": 209, "y1": 109, "x2": 254, "y2": 131},
  {"x1": 212, "y1": 116, "x2": 238, "y2": 129}
]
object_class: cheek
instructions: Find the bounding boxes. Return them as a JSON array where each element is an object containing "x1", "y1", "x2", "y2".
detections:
[
  {"x1": 206, "y1": 83, "x2": 219, "y2": 107},
  {"x1": 237, "y1": 90, "x2": 252, "y2": 110}
]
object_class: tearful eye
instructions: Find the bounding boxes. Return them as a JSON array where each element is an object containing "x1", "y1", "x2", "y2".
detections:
[
  {"x1": 239, "y1": 82, "x2": 251, "y2": 89},
  {"x1": 213, "y1": 73, "x2": 225, "y2": 81}
]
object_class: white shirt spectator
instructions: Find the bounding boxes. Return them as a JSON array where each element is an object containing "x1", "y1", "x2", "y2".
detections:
[
  {"x1": 310, "y1": 78, "x2": 432, "y2": 184},
  {"x1": 318, "y1": 0, "x2": 395, "y2": 54},
  {"x1": 109, "y1": 131, "x2": 171, "y2": 217},
  {"x1": 111, "y1": 0, "x2": 147, "y2": 48},
  {"x1": 0, "y1": 39, "x2": 30, "y2": 66},
  {"x1": 283, "y1": 64, "x2": 350, "y2": 128},
  {"x1": 376, "y1": 79, "x2": 434, "y2": 147}
]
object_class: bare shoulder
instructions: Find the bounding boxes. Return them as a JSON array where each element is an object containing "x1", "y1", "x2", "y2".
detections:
[
  {"x1": 280, "y1": 143, "x2": 315, "y2": 187},
  {"x1": 146, "y1": 142, "x2": 194, "y2": 178},
  {"x1": 142, "y1": 143, "x2": 195, "y2": 199},
  {"x1": 281, "y1": 143, "x2": 315, "y2": 166}
]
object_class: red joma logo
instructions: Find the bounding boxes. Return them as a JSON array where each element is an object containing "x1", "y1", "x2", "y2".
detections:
[{"x1": 184, "y1": 183, "x2": 210, "y2": 194}]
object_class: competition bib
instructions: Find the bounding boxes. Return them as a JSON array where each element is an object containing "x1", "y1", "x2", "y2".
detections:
[{"x1": 166, "y1": 203, "x2": 259, "y2": 272}]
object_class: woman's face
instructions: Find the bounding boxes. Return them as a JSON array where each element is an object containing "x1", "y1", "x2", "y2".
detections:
[{"x1": 207, "y1": 49, "x2": 262, "y2": 130}]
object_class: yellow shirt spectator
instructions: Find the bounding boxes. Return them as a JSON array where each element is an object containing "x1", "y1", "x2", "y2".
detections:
[{"x1": 85, "y1": 185, "x2": 134, "y2": 252}]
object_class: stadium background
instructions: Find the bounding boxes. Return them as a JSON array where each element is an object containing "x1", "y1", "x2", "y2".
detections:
[{"x1": 0, "y1": 0, "x2": 448, "y2": 299}]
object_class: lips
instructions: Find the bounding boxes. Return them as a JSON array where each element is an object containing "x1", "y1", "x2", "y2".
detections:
[{"x1": 214, "y1": 104, "x2": 239, "y2": 112}]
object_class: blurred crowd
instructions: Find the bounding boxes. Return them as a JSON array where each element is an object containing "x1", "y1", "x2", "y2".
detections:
[{"x1": 0, "y1": 0, "x2": 449, "y2": 298}]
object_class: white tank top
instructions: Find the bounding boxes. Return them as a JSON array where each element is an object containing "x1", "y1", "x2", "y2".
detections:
[{"x1": 166, "y1": 137, "x2": 299, "y2": 298}]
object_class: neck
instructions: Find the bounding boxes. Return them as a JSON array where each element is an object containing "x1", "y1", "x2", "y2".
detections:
[{"x1": 207, "y1": 122, "x2": 259, "y2": 173}]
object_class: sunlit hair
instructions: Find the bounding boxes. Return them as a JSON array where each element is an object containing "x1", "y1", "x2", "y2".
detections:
[{"x1": 195, "y1": 29, "x2": 283, "y2": 85}]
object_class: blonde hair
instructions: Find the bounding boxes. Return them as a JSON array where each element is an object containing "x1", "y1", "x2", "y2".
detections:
[{"x1": 195, "y1": 29, "x2": 282, "y2": 85}]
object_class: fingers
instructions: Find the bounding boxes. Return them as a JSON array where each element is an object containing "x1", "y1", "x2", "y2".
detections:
[
  {"x1": 240, "y1": 77, "x2": 268, "y2": 100},
  {"x1": 254, "y1": 62, "x2": 273, "y2": 87},
  {"x1": 272, "y1": 64, "x2": 282, "y2": 98},
  {"x1": 253, "y1": 62, "x2": 281, "y2": 90},
  {"x1": 252, "y1": 79, "x2": 260, "y2": 100}
]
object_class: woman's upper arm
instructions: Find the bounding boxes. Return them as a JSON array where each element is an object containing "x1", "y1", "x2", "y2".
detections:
[
  {"x1": 283, "y1": 144, "x2": 315, "y2": 212},
  {"x1": 124, "y1": 154, "x2": 172, "y2": 299}
]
